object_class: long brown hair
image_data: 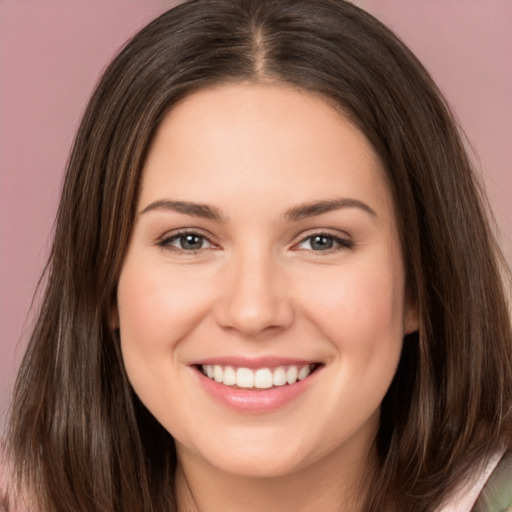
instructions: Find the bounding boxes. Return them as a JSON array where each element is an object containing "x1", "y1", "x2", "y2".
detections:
[{"x1": 4, "y1": 1, "x2": 512, "y2": 510}]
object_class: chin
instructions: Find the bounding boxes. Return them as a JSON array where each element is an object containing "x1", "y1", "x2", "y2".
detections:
[
  {"x1": 203, "y1": 448, "x2": 313, "y2": 479},
  {"x1": 175, "y1": 421, "x2": 352, "y2": 480}
]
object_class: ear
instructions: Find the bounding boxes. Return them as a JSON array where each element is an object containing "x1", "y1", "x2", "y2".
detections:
[
  {"x1": 404, "y1": 299, "x2": 419, "y2": 335},
  {"x1": 110, "y1": 300, "x2": 120, "y2": 331}
]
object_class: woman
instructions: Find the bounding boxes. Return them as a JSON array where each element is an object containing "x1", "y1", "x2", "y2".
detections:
[{"x1": 2, "y1": 0, "x2": 511, "y2": 510}]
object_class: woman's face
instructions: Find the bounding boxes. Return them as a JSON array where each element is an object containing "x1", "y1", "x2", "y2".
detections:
[{"x1": 117, "y1": 84, "x2": 418, "y2": 479}]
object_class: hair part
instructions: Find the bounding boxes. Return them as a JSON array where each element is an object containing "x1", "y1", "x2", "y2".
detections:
[{"x1": 4, "y1": 1, "x2": 512, "y2": 511}]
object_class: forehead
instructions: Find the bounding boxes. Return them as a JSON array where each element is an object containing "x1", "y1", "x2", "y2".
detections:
[{"x1": 139, "y1": 83, "x2": 393, "y2": 222}]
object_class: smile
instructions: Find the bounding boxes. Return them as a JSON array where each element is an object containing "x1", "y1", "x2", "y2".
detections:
[
  {"x1": 200, "y1": 364, "x2": 317, "y2": 389},
  {"x1": 192, "y1": 358, "x2": 323, "y2": 412}
]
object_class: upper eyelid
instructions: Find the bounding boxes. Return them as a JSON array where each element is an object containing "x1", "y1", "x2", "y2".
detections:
[
  {"x1": 293, "y1": 228, "x2": 352, "y2": 243},
  {"x1": 155, "y1": 230, "x2": 217, "y2": 252},
  {"x1": 290, "y1": 229, "x2": 354, "y2": 252},
  {"x1": 158, "y1": 227, "x2": 216, "y2": 242}
]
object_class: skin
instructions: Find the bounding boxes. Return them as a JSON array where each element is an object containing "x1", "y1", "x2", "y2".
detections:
[{"x1": 116, "y1": 83, "x2": 418, "y2": 511}]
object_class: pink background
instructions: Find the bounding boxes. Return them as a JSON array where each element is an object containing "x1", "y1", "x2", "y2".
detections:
[{"x1": 1, "y1": 1, "x2": 511, "y2": 425}]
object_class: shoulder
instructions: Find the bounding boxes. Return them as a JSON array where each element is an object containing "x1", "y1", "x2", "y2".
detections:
[{"x1": 472, "y1": 450, "x2": 512, "y2": 512}]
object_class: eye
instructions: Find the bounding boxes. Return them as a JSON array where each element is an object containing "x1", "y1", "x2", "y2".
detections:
[
  {"x1": 295, "y1": 233, "x2": 353, "y2": 252},
  {"x1": 158, "y1": 231, "x2": 215, "y2": 252}
]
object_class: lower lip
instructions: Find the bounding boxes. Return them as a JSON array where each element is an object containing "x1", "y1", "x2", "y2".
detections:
[{"x1": 194, "y1": 368, "x2": 319, "y2": 412}]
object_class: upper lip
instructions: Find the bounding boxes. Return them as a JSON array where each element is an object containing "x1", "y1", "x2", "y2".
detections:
[{"x1": 190, "y1": 356, "x2": 321, "y2": 369}]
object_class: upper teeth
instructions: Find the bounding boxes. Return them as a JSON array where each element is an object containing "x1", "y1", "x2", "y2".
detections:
[{"x1": 201, "y1": 364, "x2": 314, "y2": 389}]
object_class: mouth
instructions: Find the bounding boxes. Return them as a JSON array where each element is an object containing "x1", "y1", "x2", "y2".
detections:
[
  {"x1": 191, "y1": 357, "x2": 324, "y2": 411},
  {"x1": 195, "y1": 363, "x2": 322, "y2": 390}
]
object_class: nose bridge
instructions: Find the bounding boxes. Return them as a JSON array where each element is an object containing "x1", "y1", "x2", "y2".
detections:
[{"x1": 216, "y1": 242, "x2": 293, "y2": 335}]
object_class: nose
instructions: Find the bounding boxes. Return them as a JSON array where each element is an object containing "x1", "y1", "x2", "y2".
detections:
[{"x1": 214, "y1": 249, "x2": 294, "y2": 337}]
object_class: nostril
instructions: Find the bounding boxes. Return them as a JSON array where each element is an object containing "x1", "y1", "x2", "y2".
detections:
[{"x1": 215, "y1": 293, "x2": 295, "y2": 336}]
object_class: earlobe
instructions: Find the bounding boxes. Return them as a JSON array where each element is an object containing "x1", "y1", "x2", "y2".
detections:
[
  {"x1": 404, "y1": 302, "x2": 419, "y2": 335},
  {"x1": 110, "y1": 303, "x2": 120, "y2": 331}
]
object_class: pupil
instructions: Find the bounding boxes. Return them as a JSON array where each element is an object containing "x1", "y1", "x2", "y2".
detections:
[
  {"x1": 312, "y1": 235, "x2": 333, "y2": 250},
  {"x1": 182, "y1": 234, "x2": 202, "y2": 250}
]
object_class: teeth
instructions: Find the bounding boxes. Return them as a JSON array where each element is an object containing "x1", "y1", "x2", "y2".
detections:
[
  {"x1": 236, "y1": 367, "x2": 254, "y2": 388},
  {"x1": 286, "y1": 366, "x2": 298, "y2": 384},
  {"x1": 201, "y1": 364, "x2": 315, "y2": 389},
  {"x1": 272, "y1": 366, "x2": 287, "y2": 386},
  {"x1": 213, "y1": 365, "x2": 223, "y2": 383},
  {"x1": 254, "y1": 368, "x2": 273, "y2": 389},
  {"x1": 223, "y1": 366, "x2": 236, "y2": 386},
  {"x1": 298, "y1": 365, "x2": 311, "y2": 380}
]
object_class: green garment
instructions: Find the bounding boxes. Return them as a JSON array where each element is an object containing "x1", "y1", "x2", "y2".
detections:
[{"x1": 472, "y1": 453, "x2": 512, "y2": 512}]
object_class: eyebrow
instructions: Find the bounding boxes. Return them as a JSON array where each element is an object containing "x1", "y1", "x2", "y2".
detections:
[
  {"x1": 284, "y1": 198, "x2": 377, "y2": 221},
  {"x1": 140, "y1": 200, "x2": 224, "y2": 221},
  {"x1": 140, "y1": 197, "x2": 377, "y2": 222}
]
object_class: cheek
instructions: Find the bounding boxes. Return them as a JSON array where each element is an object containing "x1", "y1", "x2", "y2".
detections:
[
  {"x1": 117, "y1": 259, "x2": 214, "y2": 353},
  {"x1": 116, "y1": 258, "x2": 213, "y2": 430},
  {"x1": 300, "y1": 259, "x2": 406, "y2": 351},
  {"x1": 302, "y1": 259, "x2": 405, "y2": 429}
]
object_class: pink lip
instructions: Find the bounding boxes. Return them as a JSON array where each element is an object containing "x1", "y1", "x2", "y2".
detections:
[
  {"x1": 192, "y1": 364, "x2": 321, "y2": 413},
  {"x1": 190, "y1": 356, "x2": 318, "y2": 369}
]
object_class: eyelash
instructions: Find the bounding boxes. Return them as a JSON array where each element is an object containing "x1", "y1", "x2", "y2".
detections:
[
  {"x1": 156, "y1": 230, "x2": 354, "y2": 254},
  {"x1": 294, "y1": 232, "x2": 354, "y2": 252},
  {"x1": 157, "y1": 230, "x2": 217, "y2": 253}
]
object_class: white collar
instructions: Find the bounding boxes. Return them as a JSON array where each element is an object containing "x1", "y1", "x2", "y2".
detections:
[{"x1": 436, "y1": 451, "x2": 504, "y2": 511}]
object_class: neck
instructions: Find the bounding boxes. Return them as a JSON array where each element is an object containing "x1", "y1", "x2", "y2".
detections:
[{"x1": 174, "y1": 443, "x2": 375, "y2": 512}]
